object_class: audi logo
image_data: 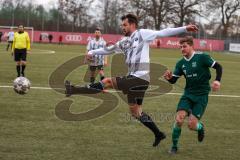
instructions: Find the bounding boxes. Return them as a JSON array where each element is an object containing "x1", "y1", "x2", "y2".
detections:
[{"x1": 65, "y1": 35, "x2": 82, "y2": 42}]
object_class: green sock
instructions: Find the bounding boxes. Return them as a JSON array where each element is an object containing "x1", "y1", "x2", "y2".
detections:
[
  {"x1": 172, "y1": 123, "x2": 182, "y2": 148},
  {"x1": 196, "y1": 122, "x2": 203, "y2": 131}
]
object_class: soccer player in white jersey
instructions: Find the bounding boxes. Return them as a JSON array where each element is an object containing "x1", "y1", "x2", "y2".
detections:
[
  {"x1": 85, "y1": 28, "x2": 107, "y2": 84},
  {"x1": 65, "y1": 13, "x2": 198, "y2": 147},
  {"x1": 6, "y1": 27, "x2": 15, "y2": 51}
]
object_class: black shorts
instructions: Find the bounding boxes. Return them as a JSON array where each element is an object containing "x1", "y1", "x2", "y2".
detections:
[
  {"x1": 116, "y1": 75, "x2": 149, "y2": 105},
  {"x1": 8, "y1": 41, "x2": 13, "y2": 44},
  {"x1": 14, "y1": 49, "x2": 27, "y2": 61},
  {"x1": 89, "y1": 65, "x2": 103, "y2": 71}
]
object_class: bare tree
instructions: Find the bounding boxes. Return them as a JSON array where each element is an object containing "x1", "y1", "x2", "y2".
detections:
[
  {"x1": 128, "y1": 0, "x2": 148, "y2": 20},
  {"x1": 59, "y1": 0, "x2": 94, "y2": 32},
  {"x1": 0, "y1": 0, "x2": 25, "y2": 25},
  {"x1": 102, "y1": 0, "x2": 111, "y2": 33},
  {"x1": 98, "y1": 0, "x2": 128, "y2": 33},
  {"x1": 206, "y1": 0, "x2": 240, "y2": 36},
  {"x1": 149, "y1": 0, "x2": 171, "y2": 29},
  {"x1": 130, "y1": 0, "x2": 171, "y2": 30},
  {"x1": 169, "y1": 0, "x2": 203, "y2": 27}
]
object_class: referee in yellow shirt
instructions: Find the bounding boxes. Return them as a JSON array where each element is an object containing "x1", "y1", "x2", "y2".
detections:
[{"x1": 12, "y1": 25, "x2": 30, "y2": 77}]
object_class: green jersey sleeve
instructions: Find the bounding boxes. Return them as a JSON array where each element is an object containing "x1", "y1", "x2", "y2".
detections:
[
  {"x1": 173, "y1": 61, "x2": 183, "y2": 77},
  {"x1": 202, "y1": 53, "x2": 215, "y2": 67}
]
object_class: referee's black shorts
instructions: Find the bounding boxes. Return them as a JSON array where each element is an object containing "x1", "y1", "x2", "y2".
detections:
[
  {"x1": 14, "y1": 49, "x2": 27, "y2": 61},
  {"x1": 116, "y1": 75, "x2": 149, "y2": 105}
]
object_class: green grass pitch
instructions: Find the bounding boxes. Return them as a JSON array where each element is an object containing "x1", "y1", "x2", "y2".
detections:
[{"x1": 0, "y1": 43, "x2": 240, "y2": 160}]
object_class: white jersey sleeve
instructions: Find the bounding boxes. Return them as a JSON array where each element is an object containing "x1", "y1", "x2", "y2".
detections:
[
  {"x1": 86, "y1": 40, "x2": 92, "y2": 51},
  {"x1": 7, "y1": 32, "x2": 15, "y2": 41},
  {"x1": 89, "y1": 47, "x2": 114, "y2": 56},
  {"x1": 140, "y1": 27, "x2": 187, "y2": 42}
]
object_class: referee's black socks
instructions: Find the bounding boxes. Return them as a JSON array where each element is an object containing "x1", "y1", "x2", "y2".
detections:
[
  {"x1": 16, "y1": 65, "x2": 21, "y2": 77},
  {"x1": 21, "y1": 65, "x2": 26, "y2": 77},
  {"x1": 16, "y1": 65, "x2": 26, "y2": 77}
]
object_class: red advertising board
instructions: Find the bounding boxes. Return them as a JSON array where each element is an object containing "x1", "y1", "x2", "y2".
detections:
[
  {"x1": 34, "y1": 31, "x2": 225, "y2": 51},
  {"x1": 149, "y1": 37, "x2": 224, "y2": 51},
  {"x1": 34, "y1": 31, "x2": 123, "y2": 45},
  {"x1": 0, "y1": 28, "x2": 224, "y2": 51}
]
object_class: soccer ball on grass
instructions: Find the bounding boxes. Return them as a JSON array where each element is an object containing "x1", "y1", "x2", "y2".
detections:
[{"x1": 13, "y1": 77, "x2": 31, "y2": 94}]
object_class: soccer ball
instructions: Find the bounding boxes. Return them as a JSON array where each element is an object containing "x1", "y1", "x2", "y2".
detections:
[{"x1": 13, "y1": 77, "x2": 31, "y2": 94}]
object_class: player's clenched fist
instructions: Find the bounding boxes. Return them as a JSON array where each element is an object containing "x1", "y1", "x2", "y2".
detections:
[{"x1": 163, "y1": 70, "x2": 173, "y2": 80}]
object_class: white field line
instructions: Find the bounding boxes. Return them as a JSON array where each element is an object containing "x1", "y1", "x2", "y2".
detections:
[
  {"x1": 1, "y1": 85, "x2": 240, "y2": 98},
  {"x1": 30, "y1": 49, "x2": 55, "y2": 54}
]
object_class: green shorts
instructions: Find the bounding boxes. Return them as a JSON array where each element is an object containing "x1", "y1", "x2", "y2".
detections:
[{"x1": 177, "y1": 94, "x2": 208, "y2": 119}]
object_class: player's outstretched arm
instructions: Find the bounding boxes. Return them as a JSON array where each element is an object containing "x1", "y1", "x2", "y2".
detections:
[
  {"x1": 142, "y1": 24, "x2": 199, "y2": 41},
  {"x1": 87, "y1": 48, "x2": 113, "y2": 61},
  {"x1": 87, "y1": 41, "x2": 121, "y2": 60}
]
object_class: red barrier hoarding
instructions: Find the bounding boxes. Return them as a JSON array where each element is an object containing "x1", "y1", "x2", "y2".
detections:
[
  {"x1": 34, "y1": 31, "x2": 225, "y2": 51},
  {"x1": 34, "y1": 31, "x2": 123, "y2": 45},
  {"x1": 149, "y1": 37, "x2": 224, "y2": 51},
  {"x1": 0, "y1": 29, "x2": 224, "y2": 51}
]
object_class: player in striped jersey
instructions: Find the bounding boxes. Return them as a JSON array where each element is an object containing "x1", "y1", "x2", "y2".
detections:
[
  {"x1": 6, "y1": 27, "x2": 15, "y2": 51},
  {"x1": 65, "y1": 14, "x2": 198, "y2": 147},
  {"x1": 85, "y1": 28, "x2": 107, "y2": 84}
]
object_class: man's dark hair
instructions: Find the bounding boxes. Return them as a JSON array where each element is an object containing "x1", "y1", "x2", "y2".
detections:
[
  {"x1": 121, "y1": 13, "x2": 138, "y2": 27},
  {"x1": 95, "y1": 27, "x2": 101, "y2": 31},
  {"x1": 18, "y1": 24, "x2": 24, "y2": 29},
  {"x1": 179, "y1": 36, "x2": 194, "y2": 46}
]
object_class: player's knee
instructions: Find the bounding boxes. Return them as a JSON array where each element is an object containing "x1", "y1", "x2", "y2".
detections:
[
  {"x1": 176, "y1": 110, "x2": 187, "y2": 126},
  {"x1": 129, "y1": 108, "x2": 139, "y2": 118},
  {"x1": 21, "y1": 61, "x2": 26, "y2": 65},
  {"x1": 188, "y1": 120, "x2": 197, "y2": 130},
  {"x1": 188, "y1": 115, "x2": 198, "y2": 130},
  {"x1": 176, "y1": 118, "x2": 184, "y2": 127},
  {"x1": 99, "y1": 70, "x2": 104, "y2": 75},
  {"x1": 129, "y1": 104, "x2": 141, "y2": 118},
  {"x1": 176, "y1": 115, "x2": 185, "y2": 126},
  {"x1": 102, "y1": 77, "x2": 111, "y2": 84}
]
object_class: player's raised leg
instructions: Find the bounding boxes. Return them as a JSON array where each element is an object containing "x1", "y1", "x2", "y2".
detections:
[{"x1": 64, "y1": 77, "x2": 114, "y2": 96}]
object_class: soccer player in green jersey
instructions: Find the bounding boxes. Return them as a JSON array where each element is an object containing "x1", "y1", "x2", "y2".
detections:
[{"x1": 164, "y1": 36, "x2": 222, "y2": 154}]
